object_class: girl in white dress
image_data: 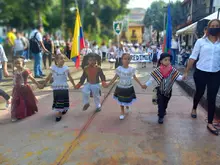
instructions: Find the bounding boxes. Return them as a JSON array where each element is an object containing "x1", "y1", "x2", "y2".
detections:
[
  {"x1": 41, "y1": 54, "x2": 76, "y2": 122},
  {"x1": 106, "y1": 53, "x2": 145, "y2": 120}
]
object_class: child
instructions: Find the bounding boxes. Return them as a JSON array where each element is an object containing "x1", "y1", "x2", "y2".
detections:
[
  {"x1": 41, "y1": 54, "x2": 75, "y2": 122},
  {"x1": 106, "y1": 53, "x2": 145, "y2": 120},
  {"x1": 143, "y1": 53, "x2": 183, "y2": 124},
  {"x1": 152, "y1": 48, "x2": 158, "y2": 68},
  {"x1": 11, "y1": 56, "x2": 40, "y2": 122},
  {"x1": 75, "y1": 53, "x2": 107, "y2": 112}
]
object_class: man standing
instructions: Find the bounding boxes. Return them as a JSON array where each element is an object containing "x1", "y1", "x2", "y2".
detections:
[
  {"x1": 0, "y1": 44, "x2": 11, "y2": 107},
  {"x1": 171, "y1": 37, "x2": 179, "y2": 65},
  {"x1": 29, "y1": 25, "x2": 49, "y2": 78}
]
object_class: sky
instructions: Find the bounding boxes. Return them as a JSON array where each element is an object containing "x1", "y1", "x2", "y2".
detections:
[{"x1": 127, "y1": 0, "x2": 182, "y2": 9}]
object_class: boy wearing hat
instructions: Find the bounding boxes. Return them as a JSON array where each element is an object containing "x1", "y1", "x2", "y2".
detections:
[{"x1": 143, "y1": 53, "x2": 183, "y2": 124}]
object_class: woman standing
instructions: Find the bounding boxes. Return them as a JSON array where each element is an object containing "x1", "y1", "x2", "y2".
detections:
[
  {"x1": 43, "y1": 34, "x2": 54, "y2": 69},
  {"x1": 183, "y1": 19, "x2": 220, "y2": 135}
]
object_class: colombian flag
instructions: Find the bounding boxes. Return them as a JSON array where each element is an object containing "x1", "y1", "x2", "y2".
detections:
[
  {"x1": 71, "y1": 9, "x2": 85, "y2": 68},
  {"x1": 162, "y1": 5, "x2": 172, "y2": 54}
]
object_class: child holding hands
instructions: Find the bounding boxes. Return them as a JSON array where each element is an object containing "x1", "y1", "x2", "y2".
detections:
[
  {"x1": 143, "y1": 53, "x2": 183, "y2": 124},
  {"x1": 41, "y1": 54, "x2": 75, "y2": 122},
  {"x1": 107, "y1": 53, "x2": 145, "y2": 120},
  {"x1": 75, "y1": 53, "x2": 107, "y2": 112}
]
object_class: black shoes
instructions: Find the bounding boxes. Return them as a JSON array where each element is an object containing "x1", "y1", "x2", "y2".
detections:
[
  {"x1": 207, "y1": 125, "x2": 219, "y2": 136},
  {"x1": 56, "y1": 116, "x2": 62, "y2": 122},
  {"x1": 158, "y1": 117, "x2": 164, "y2": 124},
  {"x1": 62, "y1": 110, "x2": 68, "y2": 115}
]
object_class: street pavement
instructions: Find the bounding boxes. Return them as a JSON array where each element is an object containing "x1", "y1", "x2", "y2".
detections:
[{"x1": 0, "y1": 62, "x2": 220, "y2": 165}]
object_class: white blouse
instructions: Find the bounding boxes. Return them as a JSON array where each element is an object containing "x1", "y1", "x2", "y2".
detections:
[
  {"x1": 190, "y1": 37, "x2": 220, "y2": 72},
  {"x1": 116, "y1": 66, "x2": 135, "y2": 88},
  {"x1": 51, "y1": 65, "x2": 69, "y2": 90}
]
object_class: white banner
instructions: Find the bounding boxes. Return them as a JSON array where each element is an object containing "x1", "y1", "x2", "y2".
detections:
[{"x1": 130, "y1": 54, "x2": 151, "y2": 63}]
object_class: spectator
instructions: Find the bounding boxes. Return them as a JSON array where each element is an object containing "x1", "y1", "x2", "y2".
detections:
[
  {"x1": 21, "y1": 32, "x2": 30, "y2": 62},
  {"x1": 100, "y1": 41, "x2": 108, "y2": 61},
  {"x1": 171, "y1": 36, "x2": 178, "y2": 65},
  {"x1": 13, "y1": 31, "x2": 27, "y2": 57},
  {"x1": 29, "y1": 24, "x2": 49, "y2": 78},
  {"x1": 0, "y1": 44, "x2": 11, "y2": 107},
  {"x1": 7, "y1": 28, "x2": 16, "y2": 47},
  {"x1": 43, "y1": 34, "x2": 54, "y2": 69}
]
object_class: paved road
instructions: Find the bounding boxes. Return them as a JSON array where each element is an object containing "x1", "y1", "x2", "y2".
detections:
[{"x1": 0, "y1": 62, "x2": 220, "y2": 165}]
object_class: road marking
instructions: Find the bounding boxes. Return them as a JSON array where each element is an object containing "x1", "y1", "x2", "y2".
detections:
[{"x1": 52, "y1": 83, "x2": 116, "y2": 165}]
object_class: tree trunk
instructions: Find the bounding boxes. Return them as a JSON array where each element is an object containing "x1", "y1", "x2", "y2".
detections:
[
  {"x1": 61, "y1": 0, "x2": 66, "y2": 40},
  {"x1": 37, "y1": 9, "x2": 42, "y2": 25},
  {"x1": 156, "y1": 30, "x2": 160, "y2": 45}
]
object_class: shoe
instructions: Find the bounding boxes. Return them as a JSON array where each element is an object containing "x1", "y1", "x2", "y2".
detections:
[
  {"x1": 207, "y1": 125, "x2": 218, "y2": 136},
  {"x1": 191, "y1": 109, "x2": 197, "y2": 118},
  {"x1": 95, "y1": 107, "x2": 101, "y2": 112},
  {"x1": 62, "y1": 110, "x2": 68, "y2": 115},
  {"x1": 83, "y1": 103, "x2": 90, "y2": 111},
  {"x1": 56, "y1": 116, "x2": 62, "y2": 122},
  {"x1": 6, "y1": 100, "x2": 11, "y2": 108},
  {"x1": 11, "y1": 118, "x2": 17, "y2": 122},
  {"x1": 24, "y1": 59, "x2": 28, "y2": 62},
  {"x1": 119, "y1": 115, "x2": 125, "y2": 120},
  {"x1": 158, "y1": 117, "x2": 164, "y2": 124},
  {"x1": 41, "y1": 74, "x2": 46, "y2": 77},
  {"x1": 126, "y1": 107, "x2": 130, "y2": 113}
]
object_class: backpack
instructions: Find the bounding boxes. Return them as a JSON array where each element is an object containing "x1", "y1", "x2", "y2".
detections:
[{"x1": 29, "y1": 32, "x2": 41, "y2": 53}]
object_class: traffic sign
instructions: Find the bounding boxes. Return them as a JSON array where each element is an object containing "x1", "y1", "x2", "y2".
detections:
[{"x1": 113, "y1": 21, "x2": 123, "y2": 35}]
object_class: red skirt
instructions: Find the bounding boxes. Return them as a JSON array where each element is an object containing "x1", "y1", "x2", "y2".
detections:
[{"x1": 11, "y1": 84, "x2": 38, "y2": 119}]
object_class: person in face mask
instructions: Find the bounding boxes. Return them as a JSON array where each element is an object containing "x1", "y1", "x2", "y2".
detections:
[{"x1": 183, "y1": 19, "x2": 220, "y2": 136}]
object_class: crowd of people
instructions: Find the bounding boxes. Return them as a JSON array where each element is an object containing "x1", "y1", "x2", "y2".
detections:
[{"x1": 0, "y1": 18, "x2": 220, "y2": 137}]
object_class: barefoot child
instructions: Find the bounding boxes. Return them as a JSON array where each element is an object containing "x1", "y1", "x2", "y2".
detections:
[
  {"x1": 143, "y1": 53, "x2": 183, "y2": 124},
  {"x1": 41, "y1": 54, "x2": 75, "y2": 122},
  {"x1": 11, "y1": 56, "x2": 40, "y2": 122},
  {"x1": 75, "y1": 53, "x2": 107, "y2": 112},
  {"x1": 107, "y1": 53, "x2": 145, "y2": 120}
]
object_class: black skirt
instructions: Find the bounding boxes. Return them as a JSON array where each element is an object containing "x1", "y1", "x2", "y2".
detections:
[
  {"x1": 52, "y1": 89, "x2": 69, "y2": 112},
  {"x1": 113, "y1": 86, "x2": 136, "y2": 106},
  {"x1": 152, "y1": 54, "x2": 157, "y2": 63}
]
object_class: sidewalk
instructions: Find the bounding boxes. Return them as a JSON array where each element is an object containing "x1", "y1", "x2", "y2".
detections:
[{"x1": 175, "y1": 65, "x2": 220, "y2": 117}]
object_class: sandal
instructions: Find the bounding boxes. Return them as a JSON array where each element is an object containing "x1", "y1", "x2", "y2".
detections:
[
  {"x1": 191, "y1": 109, "x2": 197, "y2": 118},
  {"x1": 207, "y1": 125, "x2": 219, "y2": 136}
]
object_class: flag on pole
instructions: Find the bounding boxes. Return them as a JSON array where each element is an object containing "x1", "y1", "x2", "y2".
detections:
[
  {"x1": 71, "y1": 9, "x2": 85, "y2": 68},
  {"x1": 163, "y1": 5, "x2": 172, "y2": 53}
]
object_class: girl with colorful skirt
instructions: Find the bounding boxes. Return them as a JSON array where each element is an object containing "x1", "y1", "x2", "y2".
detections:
[
  {"x1": 107, "y1": 53, "x2": 145, "y2": 120},
  {"x1": 11, "y1": 56, "x2": 40, "y2": 122},
  {"x1": 143, "y1": 53, "x2": 183, "y2": 124},
  {"x1": 41, "y1": 54, "x2": 76, "y2": 122}
]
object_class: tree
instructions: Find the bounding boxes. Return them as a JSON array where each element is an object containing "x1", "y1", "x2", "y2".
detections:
[{"x1": 143, "y1": 0, "x2": 166, "y2": 44}]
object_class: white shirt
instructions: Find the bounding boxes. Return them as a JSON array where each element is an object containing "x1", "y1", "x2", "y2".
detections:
[
  {"x1": 14, "y1": 38, "x2": 24, "y2": 51},
  {"x1": 116, "y1": 66, "x2": 135, "y2": 88},
  {"x1": 81, "y1": 48, "x2": 92, "y2": 56},
  {"x1": 0, "y1": 44, "x2": 8, "y2": 69},
  {"x1": 171, "y1": 39, "x2": 178, "y2": 49},
  {"x1": 117, "y1": 47, "x2": 126, "y2": 58},
  {"x1": 100, "y1": 45, "x2": 108, "y2": 53},
  {"x1": 29, "y1": 29, "x2": 42, "y2": 42},
  {"x1": 190, "y1": 37, "x2": 220, "y2": 72},
  {"x1": 51, "y1": 65, "x2": 69, "y2": 90}
]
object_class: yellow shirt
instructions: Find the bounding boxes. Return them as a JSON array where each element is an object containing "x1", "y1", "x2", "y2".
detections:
[{"x1": 7, "y1": 32, "x2": 16, "y2": 46}]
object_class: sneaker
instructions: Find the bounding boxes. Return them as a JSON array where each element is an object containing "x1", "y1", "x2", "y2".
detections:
[
  {"x1": 126, "y1": 107, "x2": 130, "y2": 113},
  {"x1": 11, "y1": 118, "x2": 17, "y2": 122},
  {"x1": 158, "y1": 117, "x2": 164, "y2": 124},
  {"x1": 6, "y1": 100, "x2": 11, "y2": 108},
  {"x1": 62, "y1": 110, "x2": 68, "y2": 115},
  {"x1": 96, "y1": 107, "x2": 101, "y2": 112},
  {"x1": 83, "y1": 103, "x2": 90, "y2": 111},
  {"x1": 119, "y1": 115, "x2": 125, "y2": 120},
  {"x1": 24, "y1": 59, "x2": 28, "y2": 63},
  {"x1": 56, "y1": 116, "x2": 62, "y2": 122}
]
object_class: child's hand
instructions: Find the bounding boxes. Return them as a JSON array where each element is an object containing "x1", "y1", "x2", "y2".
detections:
[
  {"x1": 102, "y1": 81, "x2": 108, "y2": 88},
  {"x1": 75, "y1": 83, "x2": 81, "y2": 89},
  {"x1": 142, "y1": 84, "x2": 147, "y2": 89}
]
